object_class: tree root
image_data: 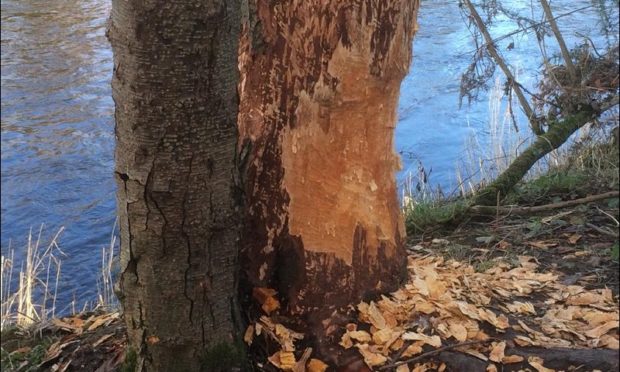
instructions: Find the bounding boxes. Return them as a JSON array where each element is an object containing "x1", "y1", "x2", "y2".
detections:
[{"x1": 470, "y1": 190, "x2": 619, "y2": 215}]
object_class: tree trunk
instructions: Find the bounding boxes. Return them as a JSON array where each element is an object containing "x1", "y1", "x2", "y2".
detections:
[
  {"x1": 108, "y1": 1, "x2": 242, "y2": 370},
  {"x1": 238, "y1": 0, "x2": 419, "y2": 356}
]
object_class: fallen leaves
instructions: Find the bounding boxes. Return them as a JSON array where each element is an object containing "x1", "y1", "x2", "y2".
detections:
[
  {"x1": 249, "y1": 251, "x2": 618, "y2": 371},
  {"x1": 340, "y1": 254, "x2": 619, "y2": 369}
]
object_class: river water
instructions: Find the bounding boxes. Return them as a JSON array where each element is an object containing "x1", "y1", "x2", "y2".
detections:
[{"x1": 1, "y1": 1, "x2": 617, "y2": 310}]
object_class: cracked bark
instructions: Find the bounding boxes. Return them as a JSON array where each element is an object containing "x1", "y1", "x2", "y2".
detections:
[
  {"x1": 238, "y1": 0, "x2": 420, "y2": 361},
  {"x1": 108, "y1": 0, "x2": 241, "y2": 370}
]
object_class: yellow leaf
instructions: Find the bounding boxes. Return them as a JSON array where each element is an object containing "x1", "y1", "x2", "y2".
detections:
[
  {"x1": 348, "y1": 330, "x2": 372, "y2": 343},
  {"x1": 357, "y1": 344, "x2": 387, "y2": 367},
  {"x1": 269, "y1": 351, "x2": 296, "y2": 370},
  {"x1": 372, "y1": 328, "x2": 393, "y2": 345},
  {"x1": 396, "y1": 364, "x2": 410, "y2": 372},
  {"x1": 368, "y1": 302, "x2": 387, "y2": 330},
  {"x1": 244, "y1": 325, "x2": 254, "y2": 345},
  {"x1": 307, "y1": 359, "x2": 328, "y2": 372},
  {"x1": 486, "y1": 364, "x2": 498, "y2": 372}
]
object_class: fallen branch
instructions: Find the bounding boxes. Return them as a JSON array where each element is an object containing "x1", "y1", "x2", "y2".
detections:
[
  {"x1": 437, "y1": 347, "x2": 619, "y2": 372},
  {"x1": 586, "y1": 223, "x2": 620, "y2": 238},
  {"x1": 377, "y1": 339, "x2": 497, "y2": 370},
  {"x1": 470, "y1": 191, "x2": 619, "y2": 215}
]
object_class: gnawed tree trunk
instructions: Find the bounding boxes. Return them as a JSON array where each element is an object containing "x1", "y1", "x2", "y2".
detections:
[
  {"x1": 238, "y1": 0, "x2": 419, "y2": 357},
  {"x1": 108, "y1": 1, "x2": 242, "y2": 370}
]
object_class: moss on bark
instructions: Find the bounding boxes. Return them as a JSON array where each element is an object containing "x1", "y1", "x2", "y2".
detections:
[{"x1": 474, "y1": 107, "x2": 595, "y2": 205}]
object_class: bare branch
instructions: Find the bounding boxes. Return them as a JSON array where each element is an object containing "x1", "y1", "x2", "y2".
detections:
[
  {"x1": 463, "y1": 0, "x2": 543, "y2": 135},
  {"x1": 540, "y1": 0, "x2": 578, "y2": 81}
]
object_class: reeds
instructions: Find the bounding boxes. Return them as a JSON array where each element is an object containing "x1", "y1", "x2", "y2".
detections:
[
  {"x1": 1, "y1": 225, "x2": 64, "y2": 331},
  {"x1": 1, "y1": 222, "x2": 119, "y2": 331}
]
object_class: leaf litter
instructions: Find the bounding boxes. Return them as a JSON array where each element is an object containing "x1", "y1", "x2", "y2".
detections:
[{"x1": 250, "y1": 252, "x2": 618, "y2": 371}]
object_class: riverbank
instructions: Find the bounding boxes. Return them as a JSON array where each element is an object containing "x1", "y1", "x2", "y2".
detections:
[{"x1": 1, "y1": 139, "x2": 618, "y2": 371}]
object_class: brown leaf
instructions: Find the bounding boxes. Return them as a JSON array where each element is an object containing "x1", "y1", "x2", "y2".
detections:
[
  {"x1": 92, "y1": 334, "x2": 114, "y2": 348},
  {"x1": 87, "y1": 314, "x2": 113, "y2": 331},
  {"x1": 584, "y1": 320, "x2": 619, "y2": 339},
  {"x1": 527, "y1": 241, "x2": 557, "y2": 249},
  {"x1": 502, "y1": 354, "x2": 524, "y2": 364},
  {"x1": 402, "y1": 332, "x2": 441, "y2": 348},
  {"x1": 11, "y1": 346, "x2": 32, "y2": 354},
  {"x1": 368, "y1": 302, "x2": 387, "y2": 330},
  {"x1": 528, "y1": 356, "x2": 555, "y2": 372},
  {"x1": 567, "y1": 234, "x2": 582, "y2": 244},
  {"x1": 293, "y1": 348, "x2": 312, "y2": 372},
  {"x1": 52, "y1": 318, "x2": 82, "y2": 334},
  {"x1": 262, "y1": 296, "x2": 281, "y2": 315},
  {"x1": 488, "y1": 341, "x2": 505, "y2": 363}
]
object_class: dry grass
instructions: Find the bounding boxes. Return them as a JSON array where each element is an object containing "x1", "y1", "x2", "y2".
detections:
[
  {"x1": 1, "y1": 225, "x2": 64, "y2": 330},
  {"x1": 96, "y1": 218, "x2": 118, "y2": 311},
  {"x1": 1, "y1": 222, "x2": 119, "y2": 331},
  {"x1": 455, "y1": 76, "x2": 562, "y2": 197}
]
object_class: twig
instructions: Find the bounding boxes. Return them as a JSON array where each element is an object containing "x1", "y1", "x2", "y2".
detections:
[
  {"x1": 377, "y1": 339, "x2": 497, "y2": 370},
  {"x1": 540, "y1": 0, "x2": 578, "y2": 82},
  {"x1": 456, "y1": 5, "x2": 595, "y2": 58},
  {"x1": 595, "y1": 206, "x2": 620, "y2": 227},
  {"x1": 463, "y1": 0, "x2": 541, "y2": 134},
  {"x1": 471, "y1": 191, "x2": 620, "y2": 215},
  {"x1": 586, "y1": 223, "x2": 619, "y2": 238}
]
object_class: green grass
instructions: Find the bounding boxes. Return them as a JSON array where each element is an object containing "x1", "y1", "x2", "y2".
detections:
[
  {"x1": 200, "y1": 341, "x2": 247, "y2": 372},
  {"x1": 0, "y1": 328, "x2": 57, "y2": 372},
  {"x1": 612, "y1": 242, "x2": 619, "y2": 262},
  {"x1": 506, "y1": 170, "x2": 589, "y2": 204},
  {"x1": 404, "y1": 200, "x2": 469, "y2": 235},
  {"x1": 120, "y1": 348, "x2": 138, "y2": 372}
]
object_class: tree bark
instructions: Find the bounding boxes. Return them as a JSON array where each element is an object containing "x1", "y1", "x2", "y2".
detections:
[
  {"x1": 238, "y1": 0, "x2": 419, "y2": 357},
  {"x1": 108, "y1": 1, "x2": 242, "y2": 370}
]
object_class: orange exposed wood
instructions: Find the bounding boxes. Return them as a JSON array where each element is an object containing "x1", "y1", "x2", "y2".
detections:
[{"x1": 238, "y1": 0, "x2": 420, "y2": 333}]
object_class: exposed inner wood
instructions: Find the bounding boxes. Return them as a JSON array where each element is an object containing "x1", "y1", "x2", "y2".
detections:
[{"x1": 239, "y1": 0, "x2": 420, "y2": 323}]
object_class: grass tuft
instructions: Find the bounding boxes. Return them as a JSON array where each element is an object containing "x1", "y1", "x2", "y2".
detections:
[{"x1": 404, "y1": 199, "x2": 469, "y2": 235}]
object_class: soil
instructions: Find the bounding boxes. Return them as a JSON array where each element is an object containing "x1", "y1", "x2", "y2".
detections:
[{"x1": 413, "y1": 194, "x2": 620, "y2": 295}]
